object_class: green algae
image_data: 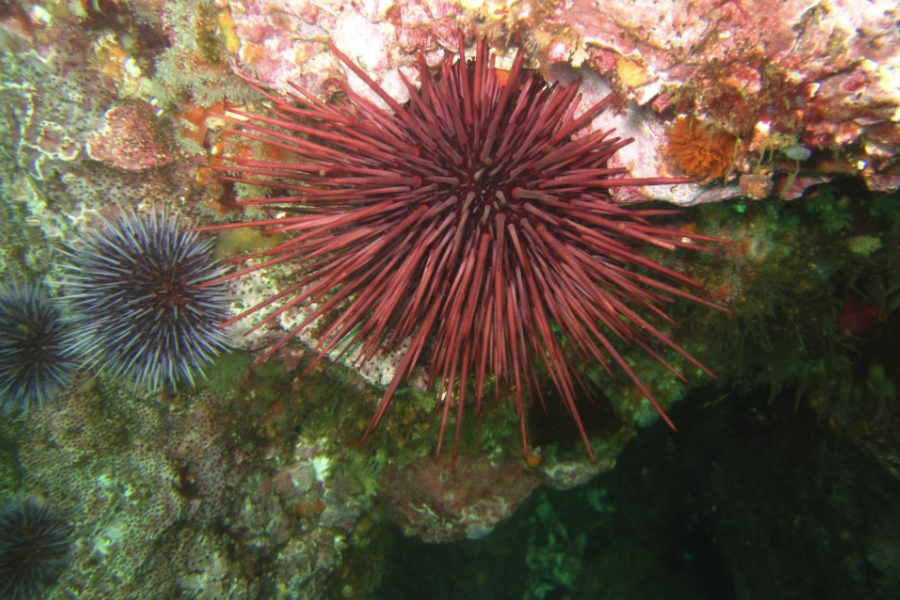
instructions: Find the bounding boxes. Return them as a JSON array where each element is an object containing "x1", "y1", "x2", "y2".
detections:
[
  {"x1": 524, "y1": 491, "x2": 587, "y2": 599},
  {"x1": 0, "y1": 413, "x2": 25, "y2": 498},
  {"x1": 198, "y1": 349, "x2": 257, "y2": 398},
  {"x1": 194, "y1": 3, "x2": 227, "y2": 66},
  {"x1": 214, "y1": 227, "x2": 285, "y2": 259},
  {"x1": 678, "y1": 183, "x2": 900, "y2": 447}
]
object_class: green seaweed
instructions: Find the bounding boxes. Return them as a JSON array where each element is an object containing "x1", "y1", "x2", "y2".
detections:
[
  {"x1": 199, "y1": 349, "x2": 256, "y2": 397},
  {"x1": 0, "y1": 413, "x2": 25, "y2": 498}
]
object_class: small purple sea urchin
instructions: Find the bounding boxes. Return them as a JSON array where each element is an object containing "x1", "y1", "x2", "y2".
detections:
[
  {"x1": 200, "y1": 35, "x2": 727, "y2": 463},
  {"x1": 62, "y1": 209, "x2": 232, "y2": 390},
  {"x1": 0, "y1": 498, "x2": 70, "y2": 600},
  {"x1": 0, "y1": 283, "x2": 76, "y2": 412}
]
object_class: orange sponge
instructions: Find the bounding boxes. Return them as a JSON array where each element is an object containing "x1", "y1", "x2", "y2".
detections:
[{"x1": 665, "y1": 117, "x2": 737, "y2": 179}]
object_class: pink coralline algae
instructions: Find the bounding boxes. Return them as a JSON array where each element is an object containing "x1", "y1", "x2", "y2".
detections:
[
  {"x1": 86, "y1": 103, "x2": 175, "y2": 171},
  {"x1": 225, "y1": 0, "x2": 462, "y2": 106},
  {"x1": 220, "y1": 0, "x2": 900, "y2": 203},
  {"x1": 551, "y1": 0, "x2": 900, "y2": 188}
]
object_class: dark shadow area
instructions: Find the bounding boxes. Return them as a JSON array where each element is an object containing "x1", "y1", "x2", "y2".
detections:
[{"x1": 373, "y1": 385, "x2": 900, "y2": 600}]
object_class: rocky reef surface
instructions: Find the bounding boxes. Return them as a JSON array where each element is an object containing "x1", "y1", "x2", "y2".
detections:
[{"x1": 0, "y1": 1, "x2": 898, "y2": 598}]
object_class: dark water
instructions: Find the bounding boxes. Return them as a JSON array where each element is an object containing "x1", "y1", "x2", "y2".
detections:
[{"x1": 376, "y1": 385, "x2": 900, "y2": 600}]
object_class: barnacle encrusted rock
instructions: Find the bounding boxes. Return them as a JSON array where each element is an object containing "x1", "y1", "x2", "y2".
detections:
[{"x1": 86, "y1": 103, "x2": 176, "y2": 171}]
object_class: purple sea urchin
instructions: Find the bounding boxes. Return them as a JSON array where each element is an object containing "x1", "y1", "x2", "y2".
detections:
[
  {"x1": 201, "y1": 36, "x2": 726, "y2": 463},
  {"x1": 62, "y1": 209, "x2": 232, "y2": 390},
  {"x1": 0, "y1": 498, "x2": 70, "y2": 600},
  {"x1": 0, "y1": 283, "x2": 76, "y2": 412}
]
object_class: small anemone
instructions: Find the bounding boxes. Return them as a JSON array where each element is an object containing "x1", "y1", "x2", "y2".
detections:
[{"x1": 665, "y1": 117, "x2": 737, "y2": 180}]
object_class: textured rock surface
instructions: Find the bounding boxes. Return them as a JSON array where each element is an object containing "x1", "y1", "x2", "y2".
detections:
[
  {"x1": 15, "y1": 377, "x2": 370, "y2": 600},
  {"x1": 226, "y1": 0, "x2": 462, "y2": 106},
  {"x1": 86, "y1": 103, "x2": 176, "y2": 171},
  {"x1": 1, "y1": 5, "x2": 899, "y2": 599},
  {"x1": 553, "y1": 0, "x2": 900, "y2": 197},
  {"x1": 223, "y1": 0, "x2": 900, "y2": 203},
  {"x1": 380, "y1": 455, "x2": 542, "y2": 542}
]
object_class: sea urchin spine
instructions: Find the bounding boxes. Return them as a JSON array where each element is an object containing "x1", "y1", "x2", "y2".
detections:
[
  {"x1": 0, "y1": 498, "x2": 70, "y2": 600},
  {"x1": 0, "y1": 282, "x2": 76, "y2": 413},
  {"x1": 199, "y1": 35, "x2": 727, "y2": 463},
  {"x1": 62, "y1": 209, "x2": 232, "y2": 391}
]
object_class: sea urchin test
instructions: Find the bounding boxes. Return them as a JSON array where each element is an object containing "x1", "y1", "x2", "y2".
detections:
[
  {"x1": 196, "y1": 34, "x2": 729, "y2": 465},
  {"x1": 62, "y1": 209, "x2": 232, "y2": 391}
]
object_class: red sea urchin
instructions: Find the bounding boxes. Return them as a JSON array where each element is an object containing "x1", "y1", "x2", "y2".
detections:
[{"x1": 200, "y1": 35, "x2": 727, "y2": 464}]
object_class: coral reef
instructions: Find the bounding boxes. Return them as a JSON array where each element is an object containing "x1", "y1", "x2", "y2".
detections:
[
  {"x1": 210, "y1": 0, "x2": 900, "y2": 204},
  {"x1": 223, "y1": 0, "x2": 462, "y2": 104},
  {"x1": 0, "y1": 20, "x2": 196, "y2": 283},
  {"x1": 85, "y1": 102, "x2": 176, "y2": 172},
  {"x1": 14, "y1": 359, "x2": 378, "y2": 600},
  {"x1": 505, "y1": 0, "x2": 900, "y2": 194}
]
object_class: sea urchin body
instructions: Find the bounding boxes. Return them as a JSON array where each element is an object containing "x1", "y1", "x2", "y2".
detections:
[
  {"x1": 203, "y1": 36, "x2": 726, "y2": 462},
  {"x1": 0, "y1": 498, "x2": 70, "y2": 600},
  {"x1": 0, "y1": 283, "x2": 76, "y2": 413},
  {"x1": 62, "y1": 209, "x2": 232, "y2": 390}
]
